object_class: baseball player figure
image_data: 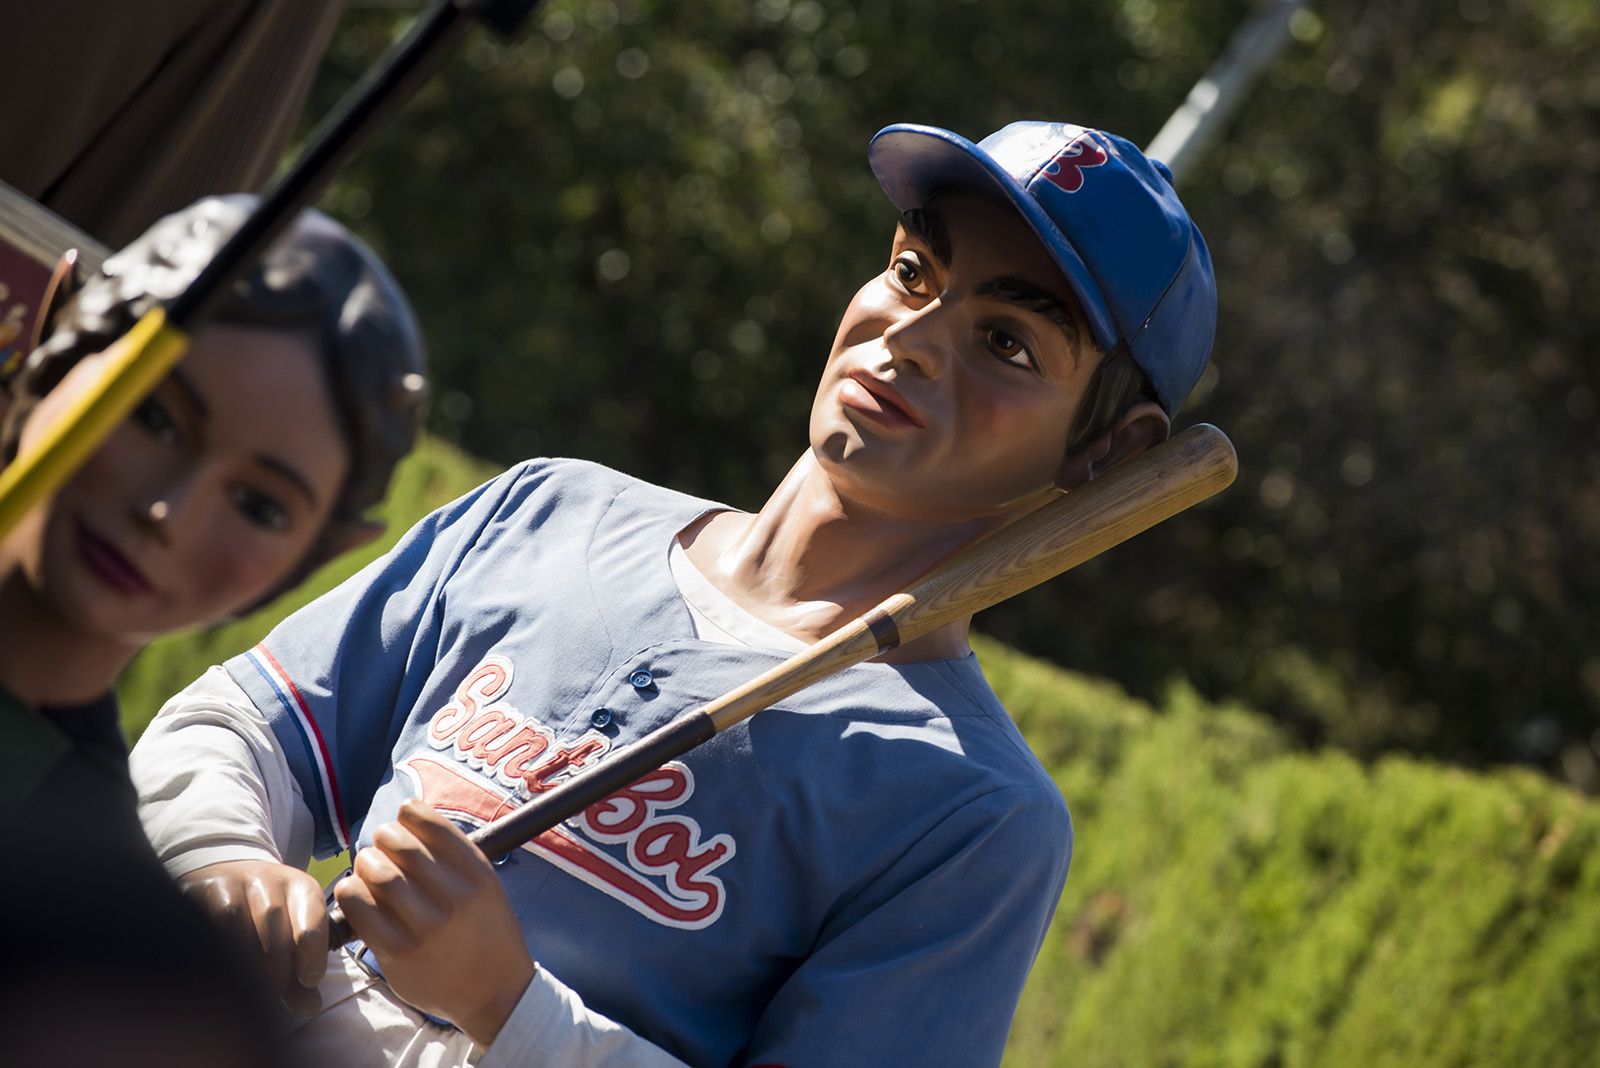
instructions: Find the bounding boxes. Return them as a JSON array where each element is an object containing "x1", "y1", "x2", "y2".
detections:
[{"x1": 131, "y1": 120, "x2": 1216, "y2": 1066}]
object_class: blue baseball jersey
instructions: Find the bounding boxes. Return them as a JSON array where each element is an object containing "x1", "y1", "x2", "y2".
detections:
[{"x1": 227, "y1": 459, "x2": 1072, "y2": 1066}]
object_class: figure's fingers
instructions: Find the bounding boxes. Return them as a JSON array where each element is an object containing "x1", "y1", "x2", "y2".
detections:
[
  {"x1": 286, "y1": 876, "x2": 331, "y2": 990},
  {"x1": 184, "y1": 872, "x2": 259, "y2": 962},
  {"x1": 370, "y1": 816, "x2": 462, "y2": 905},
  {"x1": 396, "y1": 799, "x2": 492, "y2": 871},
  {"x1": 346, "y1": 844, "x2": 449, "y2": 950},
  {"x1": 332, "y1": 867, "x2": 412, "y2": 955},
  {"x1": 246, "y1": 876, "x2": 294, "y2": 996}
]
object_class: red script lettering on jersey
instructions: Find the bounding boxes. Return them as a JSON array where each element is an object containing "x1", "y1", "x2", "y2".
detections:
[{"x1": 412, "y1": 654, "x2": 738, "y2": 929}]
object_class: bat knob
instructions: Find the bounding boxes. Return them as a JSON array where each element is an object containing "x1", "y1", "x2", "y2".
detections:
[{"x1": 327, "y1": 903, "x2": 357, "y2": 950}]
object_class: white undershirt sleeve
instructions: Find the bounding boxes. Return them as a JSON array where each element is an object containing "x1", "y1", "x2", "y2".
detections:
[
  {"x1": 476, "y1": 966, "x2": 691, "y2": 1068},
  {"x1": 129, "y1": 664, "x2": 315, "y2": 878}
]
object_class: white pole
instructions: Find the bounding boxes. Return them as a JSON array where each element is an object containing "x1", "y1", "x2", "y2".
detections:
[{"x1": 1146, "y1": 0, "x2": 1306, "y2": 184}]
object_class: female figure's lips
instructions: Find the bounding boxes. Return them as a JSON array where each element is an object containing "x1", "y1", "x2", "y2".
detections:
[
  {"x1": 842, "y1": 373, "x2": 924, "y2": 428},
  {"x1": 76, "y1": 522, "x2": 154, "y2": 597}
]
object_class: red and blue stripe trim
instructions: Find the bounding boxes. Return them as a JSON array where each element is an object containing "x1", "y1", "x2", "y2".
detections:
[{"x1": 243, "y1": 644, "x2": 351, "y2": 852}]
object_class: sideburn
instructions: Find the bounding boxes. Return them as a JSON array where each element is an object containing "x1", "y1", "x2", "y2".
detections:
[{"x1": 1064, "y1": 346, "x2": 1151, "y2": 455}]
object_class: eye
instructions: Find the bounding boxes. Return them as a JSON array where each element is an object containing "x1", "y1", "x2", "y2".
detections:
[
  {"x1": 132, "y1": 396, "x2": 181, "y2": 445},
  {"x1": 985, "y1": 327, "x2": 1036, "y2": 371},
  {"x1": 889, "y1": 253, "x2": 930, "y2": 296},
  {"x1": 229, "y1": 485, "x2": 291, "y2": 532}
]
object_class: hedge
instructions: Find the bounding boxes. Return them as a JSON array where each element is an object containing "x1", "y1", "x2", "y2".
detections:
[{"x1": 993, "y1": 641, "x2": 1600, "y2": 1067}]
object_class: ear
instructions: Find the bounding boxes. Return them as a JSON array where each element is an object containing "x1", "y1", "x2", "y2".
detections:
[{"x1": 1054, "y1": 401, "x2": 1171, "y2": 491}]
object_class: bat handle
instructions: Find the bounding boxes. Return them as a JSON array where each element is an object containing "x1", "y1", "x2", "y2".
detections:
[{"x1": 327, "y1": 904, "x2": 357, "y2": 950}]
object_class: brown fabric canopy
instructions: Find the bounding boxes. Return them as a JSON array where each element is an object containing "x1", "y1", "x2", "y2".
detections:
[{"x1": 0, "y1": 0, "x2": 345, "y2": 247}]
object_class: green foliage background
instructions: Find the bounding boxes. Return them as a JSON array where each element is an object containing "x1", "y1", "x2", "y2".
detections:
[
  {"x1": 122, "y1": 443, "x2": 1600, "y2": 1066},
  {"x1": 292, "y1": 0, "x2": 1600, "y2": 787}
]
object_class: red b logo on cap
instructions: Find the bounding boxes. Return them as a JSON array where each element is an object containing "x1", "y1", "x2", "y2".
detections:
[{"x1": 1041, "y1": 133, "x2": 1109, "y2": 193}]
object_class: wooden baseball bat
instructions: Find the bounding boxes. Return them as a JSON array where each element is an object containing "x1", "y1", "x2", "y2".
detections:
[{"x1": 326, "y1": 422, "x2": 1237, "y2": 947}]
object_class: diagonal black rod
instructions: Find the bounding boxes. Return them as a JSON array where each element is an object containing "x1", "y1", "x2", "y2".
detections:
[
  {"x1": 0, "y1": 1, "x2": 547, "y2": 538},
  {"x1": 469, "y1": 713, "x2": 717, "y2": 859},
  {"x1": 167, "y1": 0, "x2": 545, "y2": 331}
]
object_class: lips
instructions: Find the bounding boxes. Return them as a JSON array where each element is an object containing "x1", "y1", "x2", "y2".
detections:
[
  {"x1": 75, "y1": 521, "x2": 154, "y2": 597},
  {"x1": 841, "y1": 372, "x2": 925, "y2": 429}
]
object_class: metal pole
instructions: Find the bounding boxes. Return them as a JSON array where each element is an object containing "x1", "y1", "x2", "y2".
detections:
[{"x1": 1145, "y1": 0, "x2": 1306, "y2": 184}]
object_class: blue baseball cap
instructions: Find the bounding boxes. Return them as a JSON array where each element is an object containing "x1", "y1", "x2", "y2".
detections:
[{"x1": 868, "y1": 121, "x2": 1216, "y2": 415}]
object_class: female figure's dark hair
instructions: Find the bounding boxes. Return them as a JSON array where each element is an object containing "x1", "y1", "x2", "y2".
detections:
[{"x1": 1, "y1": 195, "x2": 428, "y2": 596}]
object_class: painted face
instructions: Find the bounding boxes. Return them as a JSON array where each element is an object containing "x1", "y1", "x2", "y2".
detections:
[
  {"x1": 8, "y1": 324, "x2": 348, "y2": 644},
  {"x1": 809, "y1": 191, "x2": 1103, "y2": 522}
]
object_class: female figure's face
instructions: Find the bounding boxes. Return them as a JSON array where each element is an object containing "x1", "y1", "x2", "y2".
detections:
[{"x1": 7, "y1": 324, "x2": 348, "y2": 645}]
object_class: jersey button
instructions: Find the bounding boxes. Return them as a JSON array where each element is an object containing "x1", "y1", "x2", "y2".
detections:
[
  {"x1": 590, "y1": 707, "x2": 614, "y2": 729},
  {"x1": 628, "y1": 669, "x2": 655, "y2": 690}
]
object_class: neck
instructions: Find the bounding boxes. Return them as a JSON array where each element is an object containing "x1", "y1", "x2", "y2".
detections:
[
  {"x1": 0, "y1": 561, "x2": 134, "y2": 706},
  {"x1": 683, "y1": 451, "x2": 1038, "y2": 660}
]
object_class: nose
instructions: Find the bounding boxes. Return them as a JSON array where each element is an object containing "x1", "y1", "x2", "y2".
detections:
[
  {"x1": 882, "y1": 300, "x2": 950, "y2": 382},
  {"x1": 131, "y1": 471, "x2": 201, "y2": 546}
]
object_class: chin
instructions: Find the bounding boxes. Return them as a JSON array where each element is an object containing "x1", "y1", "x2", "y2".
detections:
[
  {"x1": 59, "y1": 596, "x2": 163, "y2": 647},
  {"x1": 41, "y1": 568, "x2": 175, "y2": 649}
]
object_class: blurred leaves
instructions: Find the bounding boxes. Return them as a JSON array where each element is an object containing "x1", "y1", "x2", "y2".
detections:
[{"x1": 310, "y1": 0, "x2": 1599, "y2": 783}]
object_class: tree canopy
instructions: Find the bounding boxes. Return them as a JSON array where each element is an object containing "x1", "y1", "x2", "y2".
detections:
[{"x1": 306, "y1": 0, "x2": 1599, "y2": 785}]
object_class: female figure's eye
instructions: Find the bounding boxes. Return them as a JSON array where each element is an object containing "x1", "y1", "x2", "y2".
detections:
[
  {"x1": 132, "y1": 396, "x2": 181, "y2": 444},
  {"x1": 229, "y1": 486, "x2": 290, "y2": 532},
  {"x1": 986, "y1": 327, "x2": 1036, "y2": 370},
  {"x1": 890, "y1": 254, "x2": 929, "y2": 295}
]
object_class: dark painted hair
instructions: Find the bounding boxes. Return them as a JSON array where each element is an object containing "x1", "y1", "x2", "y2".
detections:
[
  {"x1": 1064, "y1": 344, "x2": 1155, "y2": 454},
  {"x1": 1, "y1": 195, "x2": 428, "y2": 596}
]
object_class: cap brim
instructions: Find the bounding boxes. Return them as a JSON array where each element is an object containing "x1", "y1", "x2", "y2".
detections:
[{"x1": 868, "y1": 124, "x2": 1120, "y2": 353}]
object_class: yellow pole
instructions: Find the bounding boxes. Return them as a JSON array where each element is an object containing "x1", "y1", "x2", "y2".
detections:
[{"x1": 0, "y1": 307, "x2": 190, "y2": 539}]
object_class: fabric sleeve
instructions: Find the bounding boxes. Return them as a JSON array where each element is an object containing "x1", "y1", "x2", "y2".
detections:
[
  {"x1": 129, "y1": 665, "x2": 314, "y2": 879},
  {"x1": 226, "y1": 463, "x2": 539, "y2": 859},
  {"x1": 740, "y1": 786, "x2": 1072, "y2": 1067},
  {"x1": 475, "y1": 966, "x2": 692, "y2": 1068}
]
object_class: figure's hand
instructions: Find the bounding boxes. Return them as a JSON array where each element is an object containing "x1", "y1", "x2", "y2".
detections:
[
  {"x1": 333, "y1": 799, "x2": 536, "y2": 1048},
  {"x1": 179, "y1": 858, "x2": 330, "y2": 1015}
]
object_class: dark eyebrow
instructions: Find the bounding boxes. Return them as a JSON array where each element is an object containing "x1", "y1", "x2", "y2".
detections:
[
  {"x1": 166, "y1": 369, "x2": 318, "y2": 505},
  {"x1": 253, "y1": 454, "x2": 320, "y2": 507},
  {"x1": 975, "y1": 277, "x2": 1085, "y2": 364},
  {"x1": 899, "y1": 207, "x2": 952, "y2": 267},
  {"x1": 165, "y1": 367, "x2": 210, "y2": 420}
]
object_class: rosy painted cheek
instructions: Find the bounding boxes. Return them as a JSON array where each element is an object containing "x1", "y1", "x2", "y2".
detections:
[
  {"x1": 959, "y1": 396, "x2": 1017, "y2": 454},
  {"x1": 185, "y1": 542, "x2": 298, "y2": 620}
]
